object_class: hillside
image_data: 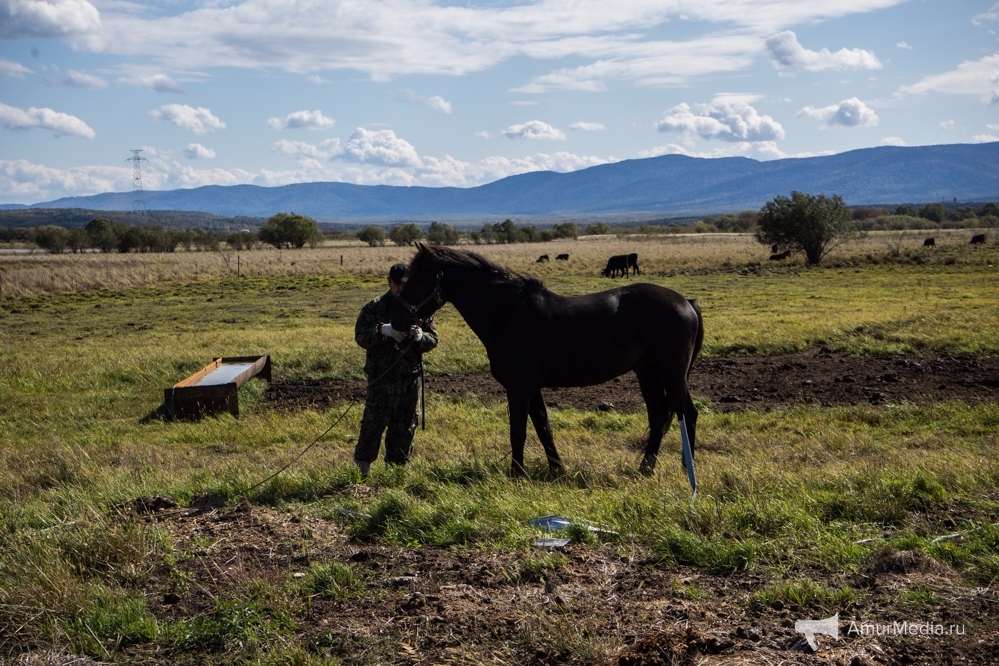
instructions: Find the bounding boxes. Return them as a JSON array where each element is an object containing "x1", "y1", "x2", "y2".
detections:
[{"x1": 22, "y1": 143, "x2": 999, "y2": 221}]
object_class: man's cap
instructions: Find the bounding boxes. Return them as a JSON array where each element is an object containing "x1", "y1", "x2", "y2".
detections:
[{"x1": 389, "y1": 263, "x2": 409, "y2": 284}]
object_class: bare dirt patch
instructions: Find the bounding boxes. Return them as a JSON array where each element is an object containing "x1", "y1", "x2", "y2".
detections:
[
  {"x1": 121, "y1": 501, "x2": 999, "y2": 665},
  {"x1": 266, "y1": 349, "x2": 999, "y2": 414}
]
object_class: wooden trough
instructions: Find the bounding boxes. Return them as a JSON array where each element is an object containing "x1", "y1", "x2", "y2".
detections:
[{"x1": 164, "y1": 355, "x2": 271, "y2": 419}]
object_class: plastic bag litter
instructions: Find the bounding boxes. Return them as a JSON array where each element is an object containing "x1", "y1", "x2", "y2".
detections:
[{"x1": 527, "y1": 515, "x2": 618, "y2": 536}]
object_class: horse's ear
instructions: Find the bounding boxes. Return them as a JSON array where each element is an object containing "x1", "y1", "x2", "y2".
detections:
[{"x1": 415, "y1": 242, "x2": 427, "y2": 255}]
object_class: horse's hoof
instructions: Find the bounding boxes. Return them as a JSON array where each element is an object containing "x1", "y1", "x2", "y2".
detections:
[
  {"x1": 511, "y1": 463, "x2": 528, "y2": 479},
  {"x1": 638, "y1": 456, "x2": 657, "y2": 476},
  {"x1": 549, "y1": 463, "x2": 568, "y2": 477}
]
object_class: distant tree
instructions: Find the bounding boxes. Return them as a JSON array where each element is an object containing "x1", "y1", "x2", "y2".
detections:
[
  {"x1": 389, "y1": 223, "x2": 423, "y2": 246},
  {"x1": 894, "y1": 204, "x2": 917, "y2": 217},
  {"x1": 357, "y1": 225, "x2": 387, "y2": 247},
  {"x1": 258, "y1": 212, "x2": 321, "y2": 249},
  {"x1": 116, "y1": 225, "x2": 142, "y2": 253},
  {"x1": 426, "y1": 221, "x2": 460, "y2": 245},
  {"x1": 85, "y1": 217, "x2": 119, "y2": 253},
  {"x1": 918, "y1": 203, "x2": 947, "y2": 223},
  {"x1": 33, "y1": 225, "x2": 70, "y2": 253},
  {"x1": 552, "y1": 222, "x2": 579, "y2": 239},
  {"x1": 755, "y1": 191, "x2": 863, "y2": 265},
  {"x1": 67, "y1": 228, "x2": 89, "y2": 253},
  {"x1": 583, "y1": 222, "x2": 612, "y2": 235},
  {"x1": 226, "y1": 230, "x2": 257, "y2": 250},
  {"x1": 981, "y1": 202, "x2": 999, "y2": 218}
]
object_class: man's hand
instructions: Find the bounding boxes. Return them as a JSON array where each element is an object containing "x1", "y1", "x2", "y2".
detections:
[
  {"x1": 409, "y1": 325, "x2": 424, "y2": 343},
  {"x1": 379, "y1": 323, "x2": 408, "y2": 343}
]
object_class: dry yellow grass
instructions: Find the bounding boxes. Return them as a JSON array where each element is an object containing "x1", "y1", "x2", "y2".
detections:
[{"x1": 0, "y1": 227, "x2": 991, "y2": 300}]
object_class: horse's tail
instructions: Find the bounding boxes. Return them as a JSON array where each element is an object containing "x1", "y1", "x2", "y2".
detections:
[{"x1": 687, "y1": 298, "x2": 704, "y2": 379}]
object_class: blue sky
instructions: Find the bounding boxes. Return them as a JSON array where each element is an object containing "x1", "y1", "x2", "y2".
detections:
[{"x1": 2, "y1": 0, "x2": 999, "y2": 204}]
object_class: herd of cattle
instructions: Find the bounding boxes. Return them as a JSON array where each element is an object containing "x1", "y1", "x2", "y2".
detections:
[{"x1": 533, "y1": 232, "x2": 990, "y2": 274}]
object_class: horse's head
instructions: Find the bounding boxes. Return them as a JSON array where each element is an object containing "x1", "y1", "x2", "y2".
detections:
[{"x1": 389, "y1": 243, "x2": 446, "y2": 329}]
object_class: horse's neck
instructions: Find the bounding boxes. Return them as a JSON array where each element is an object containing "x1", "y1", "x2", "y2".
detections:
[{"x1": 444, "y1": 271, "x2": 519, "y2": 345}]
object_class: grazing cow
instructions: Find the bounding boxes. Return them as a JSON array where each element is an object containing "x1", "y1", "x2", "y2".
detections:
[
  {"x1": 923, "y1": 237, "x2": 935, "y2": 247},
  {"x1": 627, "y1": 253, "x2": 640, "y2": 276},
  {"x1": 556, "y1": 253, "x2": 569, "y2": 261},
  {"x1": 769, "y1": 250, "x2": 791, "y2": 261},
  {"x1": 771, "y1": 243, "x2": 779, "y2": 253},
  {"x1": 970, "y1": 234, "x2": 986, "y2": 245},
  {"x1": 602, "y1": 254, "x2": 629, "y2": 277},
  {"x1": 536, "y1": 254, "x2": 550, "y2": 263}
]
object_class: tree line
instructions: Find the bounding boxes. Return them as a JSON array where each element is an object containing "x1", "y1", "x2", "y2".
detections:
[
  {"x1": 355, "y1": 220, "x2": 614, "y2": 247},
  {"x1": 0, "y1": 213, "x2": 326, "y2": 254}
]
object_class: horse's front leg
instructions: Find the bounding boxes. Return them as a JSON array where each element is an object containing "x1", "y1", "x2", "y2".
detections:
[
  {"x1": 506, "y1": 388, "x2": 530, "y2": 478},
  {"x1": 529, "y1": 389, "x2": 566, "y2": 475}
]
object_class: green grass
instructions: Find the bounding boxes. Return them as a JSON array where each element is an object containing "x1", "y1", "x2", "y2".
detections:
[{"x1": 1, "y1": 256, "x2": 998, "y2": 662}]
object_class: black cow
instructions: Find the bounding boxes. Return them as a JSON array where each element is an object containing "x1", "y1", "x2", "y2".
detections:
[
  {"x1": 555, "y1": 253, "x2": 569, "y2": 261},
  {"x1": 970, "y1": 234, "x2": 986, "y2": 245},
  {"x1": 769, "y1": 250, "x2": 791, "y2": 261},
  {"x1": 923, "y1": 237, "x2": 935, "y2": 247},
  {"x1": 627, "y1": 253, "x2": 640, "y2": 275},
  {"x1": 771, "y1": 243, "x2": 780, "y2": 253},
  {"x1": 602, "y1": 254, "x2": 629, "y2": 277},
  {"x1": 536, "y1": 254, "x2": 550, "y2": 263}
]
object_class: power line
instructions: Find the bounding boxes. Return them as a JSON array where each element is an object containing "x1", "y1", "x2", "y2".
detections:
[{"x1": 126, "y1": 149, "x2": 148, "y2": 225}]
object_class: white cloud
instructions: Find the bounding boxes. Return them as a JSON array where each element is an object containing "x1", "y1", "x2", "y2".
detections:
[
  {"x1": 271, "y1": 138, "x2": 342, "y2": 158},
  {"x1": 901, "y1": 54, "x2": 999, "y2": 104},
  {"x1": 340, "y1": 128, "x2": 422, "y2": 167},
  {"x1": 393, "y1": 89, "x2": 452, "y2": 114},
  {"x1": 0, "y1": 57, "x2": 33, "y2": 79},
  {"x1": 765, "y1": 31, "x2": 882, "y2": 71},
  {"x1": 502, "y1": 120, "x2": 567, "y2": 140},
  {"x1": 183, "y1": 143, "x2": 216, "y2": 159},
  {"x1": 940, "y1": 120, "x2": 955, "y2": 129},
  {"x1": 0, "y1": 0, "x2": 103, "y2": 48},
  {"x1": 0, "y1": 159, "x2": 127, "y2": 202},
  {"x1": 47, "y1": 69, "x2": 108, "y2": 88},
  {"x1": 879, "y1": 136, "x2": 907, "y2": 146},
  {"x1": 474, "y1": 131, "x2": 491, "y2": 139},
  {"x1": 117, "y1": 74, "x2": 185, "y2": 93},
  {"x1": 70, "y1": 1, "x2": 906, "y2": 92},
  {"x1": 266, "y1": 109, "x2": 335, "y2": 130},
  {"x1": 510, "y1": 101, "x2": 539, "y2": 106},
  {"x1": 148, "y1": 104, "x2": 225, "y2": 134},
  {"x1": 570, "y1": 121, "x2": 605, "y2": 131},
  {"x1": 989, "y1": 124, "x2": 999, "y2": 131},
  {"x1": 0, "y1": 102, "x2": 95, "y2": 138},
  {"x1": 0, "y1": 146, "x2": 612, "y2": 201},
  {"x1": 972, "y1": 134, "x2": 999, "y2": 143},
  {"x1": 896, "y1": 41, "x2": 912, "y2": 50},
  {"x1": 798, "y1": 97, "x2": 878, "y2": 128},
  {"x1": 305, "y1": 74, "x2": 327, "y2": 84},
  {"x1": 973, "y1": 3, "x2": 999, "y2": 26},
  {"x1": 655, "y1": 98, "x2": 784, "y2": 142}
]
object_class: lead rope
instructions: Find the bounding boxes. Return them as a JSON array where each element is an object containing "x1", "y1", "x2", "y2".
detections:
[{"x1": 239, "y1": 348, "x2": 410, "y2": 498}]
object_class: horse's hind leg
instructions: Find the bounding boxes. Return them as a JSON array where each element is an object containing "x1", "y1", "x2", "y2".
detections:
[
  {"x1": 529, "y1": 389, "x2": 566, "y2": 475},
  {"x1": 635, "y1": 368, "x2": 673, "y2": 474},
  {"x1": 665, "y1": 379, "x2": 698, "y2": 471}
]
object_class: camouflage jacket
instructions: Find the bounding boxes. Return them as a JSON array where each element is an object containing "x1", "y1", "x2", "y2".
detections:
[{"x1": 355, "y1": 291, "x2": 439, "y2": 392}]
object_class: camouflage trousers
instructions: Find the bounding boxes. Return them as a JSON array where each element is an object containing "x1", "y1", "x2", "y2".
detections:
[{"x1": 353, "y1": 383, "x2": 420, "y2": 466}]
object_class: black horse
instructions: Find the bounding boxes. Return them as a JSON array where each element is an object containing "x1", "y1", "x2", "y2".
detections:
[{"x1": 390, "y1": 244, "x2": 704, "y2": 481}]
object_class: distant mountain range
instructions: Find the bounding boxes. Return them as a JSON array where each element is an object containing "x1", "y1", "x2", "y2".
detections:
[{"x1": 11, "y1": 143, "x2": 999, "y2": 222}]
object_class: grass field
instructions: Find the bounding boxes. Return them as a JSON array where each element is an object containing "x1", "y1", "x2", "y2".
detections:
[{"x1": 1, "y1": 234, "x2": 998, "y2": 664}]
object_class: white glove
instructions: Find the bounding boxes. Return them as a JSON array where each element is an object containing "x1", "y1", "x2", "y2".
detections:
[
  {"x1": 410, "y1": 326, "x2": 424, "y2": 343},
  {"x1": 379, "y1": 323, "x2": 407, "y2": 343}
]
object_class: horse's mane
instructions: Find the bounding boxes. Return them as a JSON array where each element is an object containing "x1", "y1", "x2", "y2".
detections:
[{"x1": 413, "y1": 244, "x2": 544, "y2": 292}]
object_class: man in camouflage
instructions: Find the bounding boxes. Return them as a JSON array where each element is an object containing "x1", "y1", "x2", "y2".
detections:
[{"x1": 353, "y1": 263, "x2": 439, "y2": 477}]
